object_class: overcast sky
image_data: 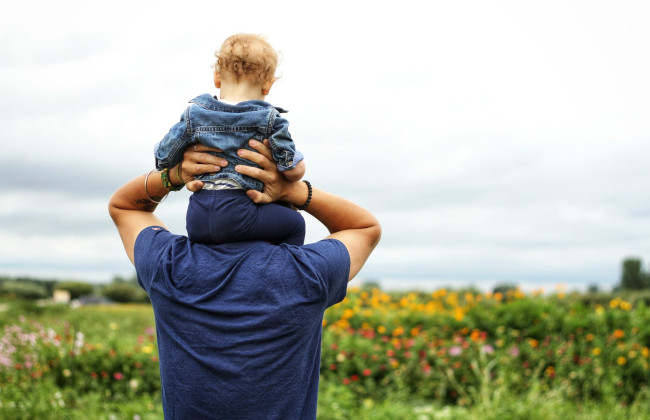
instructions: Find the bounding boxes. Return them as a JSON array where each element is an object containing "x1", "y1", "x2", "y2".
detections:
[{"x1": 1, "y1": 0, "x2": 649, "y2": 291}]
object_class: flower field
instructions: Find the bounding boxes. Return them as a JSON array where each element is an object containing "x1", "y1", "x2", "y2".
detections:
[
  {"x1": 2, "y1": 287, "x2": 650, "y2": 419},
  {"x1": 318, "y1": 287, "x2": 650, "y2": 418}
]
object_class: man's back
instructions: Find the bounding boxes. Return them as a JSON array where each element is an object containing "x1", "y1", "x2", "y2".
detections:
[{"x1": 134, "y1": 226, "x2": 349, "y2": 419}]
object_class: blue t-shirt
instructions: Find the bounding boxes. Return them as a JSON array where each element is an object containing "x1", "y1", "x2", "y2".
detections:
[{"x1": 134, "y1": 226, "x2": 350, "y2": 419}]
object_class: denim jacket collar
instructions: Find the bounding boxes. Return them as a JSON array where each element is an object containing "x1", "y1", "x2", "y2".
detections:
[{"x1": 190, "y1": 93, "x2": 288, "y2": 114}]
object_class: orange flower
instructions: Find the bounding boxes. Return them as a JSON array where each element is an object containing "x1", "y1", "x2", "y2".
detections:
[
  {"x1": 392, "y1": 326, "x2": 405, "y2": 337},
  {"x1": 545, "y1": 366, "x2": 555, "y2": 378},
  {"x1": 613, "y1": 329, "x2": 625, "y2": 339}
]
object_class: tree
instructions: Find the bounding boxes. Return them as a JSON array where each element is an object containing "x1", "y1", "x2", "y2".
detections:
[
  {"x1": 56, "y1": 281, "x2": 94, "y2": 299},
  {"x1": 102, "y1": 283, "x2": 149, "y2": 303},
  {"x1": 620, "y1": 258, "x2": 649, "y2": 290},
  {"x1": 0, "y1": 281, "x2": 48, "y2": 300}
]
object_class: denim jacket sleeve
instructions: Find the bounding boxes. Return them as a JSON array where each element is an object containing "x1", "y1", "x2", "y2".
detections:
[
  {"x1": 269, "y1": 110, "x2": 303, "y2": 172},
  {"x1": 154, "y1": 107, "x2": 193, "y2": 170}
]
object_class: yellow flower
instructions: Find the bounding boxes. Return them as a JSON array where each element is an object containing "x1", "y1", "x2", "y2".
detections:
[
  {"x1": 454, "y1": 307, "x2": 464, "y2": 321},
  {"x1": 142, "y1": 344, "x2": 154, "y2": 354},
  {"x1": 109, "y1": 323, "x2": 118, "y2": 331},
  {"x1": 617, "y1": 356, "x2": 627, "y2": 365},
  {"x1": 63, "y1": 369, "x2": 71, "y2": 377},
  {"x1": 585, "y1": 333, "x2": 595, "y2": 342},
  {"x1": 341, "y1": 308, "x2": 355, "y2": 320},
  {"x1": 592, "y1": 348, "x2": 601, "y2": 356},
  {"x1": 377, "y1": 325, "x2": 387, "y2": 334},
  {"x1": 528, "y1": 338, "x2": 539, "y2": 348},
  {"x1": 642, "y1": 347, "x2": 650, "y2": 359}
]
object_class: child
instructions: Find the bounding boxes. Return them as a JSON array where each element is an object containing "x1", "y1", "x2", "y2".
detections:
[{"x1": 154, "y1": 34, "x2": 306, "y2": 245}]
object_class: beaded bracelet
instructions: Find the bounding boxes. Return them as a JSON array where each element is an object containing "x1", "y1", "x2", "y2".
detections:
[{"x1": 296, "y1": 180, "x2": 312, "y2": 210}]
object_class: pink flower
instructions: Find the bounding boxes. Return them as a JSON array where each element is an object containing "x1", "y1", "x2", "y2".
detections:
[
  {"x1": 481, "y1": 345, "x2": 494, "y2": 354},
  {"x1": 113, "y1": 372, "x2": 124, "y2": 380},
  {"x1": 449, "y1": 346, "x2": 462, "y2": 356}
]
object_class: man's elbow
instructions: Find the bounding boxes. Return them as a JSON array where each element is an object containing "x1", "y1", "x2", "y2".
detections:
[
  {"x1": 368, "y1": 219, "x2": 382, "y2": 249},
  {"x1": 108, "y1": 193, "x2": 123, "y2": 224}
]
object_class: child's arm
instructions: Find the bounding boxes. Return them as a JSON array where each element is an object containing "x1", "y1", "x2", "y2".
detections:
[
  {"x1": 155, "y1": 107, "x2": 192, "y2": 170},
  {"x1": 269, "y1": 111, "x2": 304, "y2": 175}
]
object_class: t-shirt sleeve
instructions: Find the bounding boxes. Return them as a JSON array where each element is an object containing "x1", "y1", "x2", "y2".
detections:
[
  {"x1": 301, "y1": 239, "x2": 350, "y2": 308},
  {"x1": 134, "y1": 226, "x2": 177, "y2": 293}
]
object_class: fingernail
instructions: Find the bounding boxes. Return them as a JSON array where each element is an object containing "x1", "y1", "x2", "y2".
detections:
[
  {"x1": 237, "y1": 150, "x2": 244, "y2": 156},
  {"x1": 249, "y1": 140, "x2": 258, "y2": 146}
]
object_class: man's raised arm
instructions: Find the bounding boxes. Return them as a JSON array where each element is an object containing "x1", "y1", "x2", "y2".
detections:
[{"x1": 236, "y1": 141, "x2": 381, "y2": 281}]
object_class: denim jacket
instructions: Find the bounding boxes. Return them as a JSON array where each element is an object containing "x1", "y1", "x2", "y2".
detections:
[{"x1": 155, "y1": 94, "x2": 302, "y2": 191}]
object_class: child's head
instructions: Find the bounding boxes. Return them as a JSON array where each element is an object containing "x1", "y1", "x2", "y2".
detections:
[{"x1": 214, "y1": 34, "x2": 278, "y2": 92}]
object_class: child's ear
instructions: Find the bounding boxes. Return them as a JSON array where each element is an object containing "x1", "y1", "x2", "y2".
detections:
[
  {"x1": 262, "y1": 79, "x2": 275, "y2": 96},
  {"x1": 213, "y1": 71, "x2": 222, "y2": 88}
]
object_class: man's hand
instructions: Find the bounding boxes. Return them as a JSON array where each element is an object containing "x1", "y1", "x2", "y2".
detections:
[
  {"x1": 235, "y1": 139, "x2": 303, "y2": 204},
  {"x1": 178, "y1": 144, "x2": 229, "y2": 192}
]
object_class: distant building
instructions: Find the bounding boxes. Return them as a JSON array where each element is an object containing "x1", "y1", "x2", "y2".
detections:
[{"x1": 53, "y1": 289, "x2": 71, "y2": 304}]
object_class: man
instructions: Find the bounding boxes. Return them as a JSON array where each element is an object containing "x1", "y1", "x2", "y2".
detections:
[{"x1": 109, "y1": 140, "x2": 381, "y2": 419}]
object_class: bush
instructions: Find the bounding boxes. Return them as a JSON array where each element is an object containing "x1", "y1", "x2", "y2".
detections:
[
  {"x1": 56, "y1": 282, "x2": 95, "y2": 299},
  {"x1": 0, "y1": 281, "x2": 48, "y2": 300},
  {"x1": 102, "y1": 283, "x2": 149, "y2": 303}
]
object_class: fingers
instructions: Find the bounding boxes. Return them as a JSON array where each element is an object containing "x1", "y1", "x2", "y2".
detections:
[
  {"x1": 181, "y1": 145, "x2": 228, "y2": 179},
  {"x1": 237, "y1": 139, "x2": 274, "y2": 169},
  {"x1": 235, "y1": 164, "x2": 274, "y2": 185},
  {"x1": 246, "y1": 189, "x2": 271, "y2": 204},
  {"x1": 192, "y1": 144, "x2": 222, "y2": 154},
  {"x1": 186, "y1": 180, "x2": 205, "y2": 192}
]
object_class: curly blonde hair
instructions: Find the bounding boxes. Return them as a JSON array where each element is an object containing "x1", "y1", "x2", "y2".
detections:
[{"x1": 214, "y1": 33, "x2": 278, "y2": 84}]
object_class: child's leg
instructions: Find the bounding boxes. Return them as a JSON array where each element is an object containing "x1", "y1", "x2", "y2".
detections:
[
  {"x1": 250, "y1": 201, "x2": 305, "y2": 246},
  {"x1": 186, "y1": 189, "x2": 305, "y2": 245}
]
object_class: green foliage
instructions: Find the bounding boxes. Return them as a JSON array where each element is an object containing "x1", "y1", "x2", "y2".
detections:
[
  {"x1": 102, "y1": 283, "x2": 149, "y2": 303},
  {"x1": 620, "y1": 257, "x2": 650, "y2": 290},
  {"x1": 0, "y1": 281, "x2": 48, "y2": 300},
  {"x1": 0, "y1": 303, "x2": 160, "y2": 419},
  {"x1": 56, "y1": 281, "x2": 94, "y2": 299},
  {"x1": 492, "y1": 282, "x2": 518, "y2": 295},
  {"x1": 3, "y1": 290, "x2": 650, "y2": 418},
  {"x1": 321, "y1": 287, "x2": 650, "y2": 408}
]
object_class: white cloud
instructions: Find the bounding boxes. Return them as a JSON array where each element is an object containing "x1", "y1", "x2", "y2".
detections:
[{"x1": 1, "y1": 0, "x2": 649, "y2": 290}]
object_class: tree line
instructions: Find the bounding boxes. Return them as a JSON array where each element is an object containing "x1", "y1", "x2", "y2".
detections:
[
  {"x1": 0, "y1": 274, "x2": 148, "y2": 303},
  {"x1": 2, "y1": 256, "x2": 649, "y2": 302}
]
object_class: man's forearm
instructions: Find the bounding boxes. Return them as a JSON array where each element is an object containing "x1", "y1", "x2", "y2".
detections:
[
  {"x1": 304, "y1": 187, "x2": 378, "y2": 236},
  {"x1": 109, "y1": 170, "x2": 170, "y2": 215}
]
